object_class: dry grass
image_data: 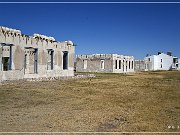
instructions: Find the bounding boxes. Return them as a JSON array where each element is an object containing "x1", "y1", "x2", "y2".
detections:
[{"x1": 0, "y1": 71, "x2": 180, "y2": 133}]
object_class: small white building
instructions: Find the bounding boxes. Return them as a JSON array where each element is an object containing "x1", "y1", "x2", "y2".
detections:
[
  {"x1": 178, "y1": 58, "x2": 180, "y2": 71},
  {"x1": 144, "y1": 52, "x2": 179, "y2": 71}
]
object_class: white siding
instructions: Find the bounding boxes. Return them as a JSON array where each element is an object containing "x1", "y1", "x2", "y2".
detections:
[
  {"x1": 144, "y1": 53, "x2": 174, "y2": 71},
  {"x1": 157, "y1": 53, "x2": 173, "y2": 70},
  {"x1": 178, "y1": 58, "x2": 180, "y2": 71},
  {"x1": 153, "y1": 55, "x2": 158, "y2": 70}
]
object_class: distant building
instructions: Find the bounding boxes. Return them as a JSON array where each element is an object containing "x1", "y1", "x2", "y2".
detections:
[
  {"x1": 144, "y1": 52, "x2": 179, "y2": 71},
  {"x1": 76, "y1": 54, "x2": 134, "y2": 73},
  {"x1": 0, "y1": 26, "x2": 75, "y2": 82},
  {"x1": 134, "y1": 60, "x2": 145, "y2": 71},
  {"x1": 178, "y1": 58, "x2": 180, "y2": 71}
]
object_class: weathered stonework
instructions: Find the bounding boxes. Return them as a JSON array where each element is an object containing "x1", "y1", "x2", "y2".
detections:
[
  {"x1": 76, "y1": 54, "x2": 134, "y2": 73},
  {"x1": 0, "y1": 26, "x2": 75, "y2": 81},
  {"x1": 134, "y1": 60, "x2": 145, "y2": 71}
]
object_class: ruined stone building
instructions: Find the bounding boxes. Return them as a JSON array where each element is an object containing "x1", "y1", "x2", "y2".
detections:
[
  {"x1": 0, "y1": 26, "x2": 75, "y2": 81},
  {"x1": 134, "y1": 60, "x2": 145, "y2": 71},
  {"x1": 76, "y1": 54, "x2": 134, "y2": 73}
]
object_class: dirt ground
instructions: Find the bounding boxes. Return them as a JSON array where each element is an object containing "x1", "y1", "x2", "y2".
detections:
[{"x1": 0, "y1": 71, "x2": 179, "y2": 133}]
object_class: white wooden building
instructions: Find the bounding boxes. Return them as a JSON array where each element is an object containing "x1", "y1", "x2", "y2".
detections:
[{"x1": 144, "y1": 52, "x2": 179, "y2": 71}]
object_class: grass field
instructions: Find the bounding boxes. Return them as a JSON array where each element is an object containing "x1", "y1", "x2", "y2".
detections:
[{"x1": 0, "y1": 71, "x2": 180, "y2": 133}]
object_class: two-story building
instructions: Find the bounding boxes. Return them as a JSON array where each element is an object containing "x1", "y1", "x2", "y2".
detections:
[{"x1": 144, "y1": 52, "x2": 179, "y2": 71}]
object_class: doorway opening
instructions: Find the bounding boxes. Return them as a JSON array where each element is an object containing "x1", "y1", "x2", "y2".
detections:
[{"x1": 63, "y1": 51, "x2": 68, "y2": 70}]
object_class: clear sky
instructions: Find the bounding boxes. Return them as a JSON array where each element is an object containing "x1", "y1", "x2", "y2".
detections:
[{"x1": 0, "y1": 1, "x2": 180, "y2": 59}]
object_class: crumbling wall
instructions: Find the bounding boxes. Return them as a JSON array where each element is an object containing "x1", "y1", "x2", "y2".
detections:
[
  {"x1": 134, "y1": 60, "x2": 145, "y2": 71},
  {"x1": 13, "y1": 45, "x2": 24, "y2": 70},
  {"x1": 76, "y1": 54, "x2": 134, "y2": 73},
  {"x1": 76, "y1": 57, "x2": 113, "y2": 73},
  {"x1": 0, "y1": 26, "x2": 75, "y2": 81}
]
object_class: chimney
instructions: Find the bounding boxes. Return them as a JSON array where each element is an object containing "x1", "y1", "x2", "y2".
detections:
[{"x1": 167, "y1": 52, "x2": 172, "y2": 56}]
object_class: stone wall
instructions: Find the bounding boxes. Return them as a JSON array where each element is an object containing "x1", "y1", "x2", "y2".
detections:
[
  {"x1": 76, "y1": 57, "x2": 113, "y2": 73},
  {"x1": 0, "y1": 70, "x2": 24, "y2": 81},
  {"x1": 76, "y1": 54, "x2": 135, "y2": 73},
  {"x1": 134, "y1": 60, "x2": 145, "y2": 71}
]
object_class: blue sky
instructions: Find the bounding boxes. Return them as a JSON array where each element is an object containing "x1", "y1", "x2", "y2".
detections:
[{"x1": 0, "y1": 2, "x2": 180, "y2": 59}]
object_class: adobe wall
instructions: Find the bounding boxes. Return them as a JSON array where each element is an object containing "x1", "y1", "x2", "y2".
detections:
[{"x1": 0, "y1": 27, "x2": 75, "y2": 81}]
